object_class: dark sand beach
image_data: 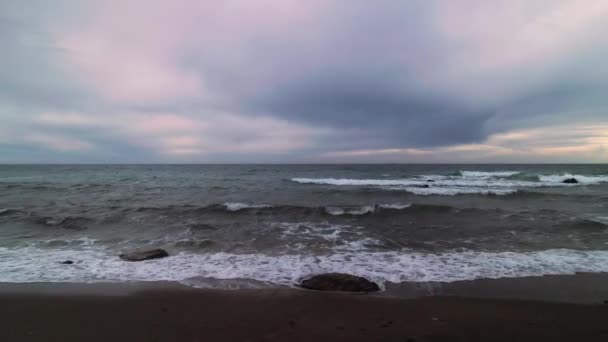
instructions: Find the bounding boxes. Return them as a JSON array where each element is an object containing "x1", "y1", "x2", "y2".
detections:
[{"x1": 2, "y1": 274, "x2": 608, "y2": 342}]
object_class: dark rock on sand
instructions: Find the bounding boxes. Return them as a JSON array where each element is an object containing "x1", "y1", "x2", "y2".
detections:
[
  {"x1": 299, "y1": 273, "x2": 380, "y2": 292},
  {"x1": 60, "y1": 260, "x2": 74, "y2": 265},
  {"x1": 119, "y1": 249, "x2": 169, "y2": 262},
  {"x1": 563, "y1": 178, "x2": 578, "y2": 184}
]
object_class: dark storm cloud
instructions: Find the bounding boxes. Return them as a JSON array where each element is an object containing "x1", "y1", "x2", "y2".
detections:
[
  {"x1": 187, "y1": 0, "x2": 608, "y2": 153},
  {"x1": 254, "y1": 77, "x2": 491, "y2": 148},
  {"x1": 180, "y1": 0, "x2": 494, "y2": 149}
]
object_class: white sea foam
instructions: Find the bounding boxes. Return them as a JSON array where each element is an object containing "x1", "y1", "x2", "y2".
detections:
[
  {"x1": 276, "y1": 222, "x2": 349, "y2": 242},
  {"x1": 292, "y1": 177, "x2": 543, "y2": 188},
  {"x1": 292, "y1": 177, "x2": 532, "y2": 196},
  {"x1": 400, "y1": 187, "x2": 517, "y2": 196},
  {"x1": 291, "y1": 177, "x2": 424, "y2": 186},
  {"x1": 377, "y1": 203, "x2": 412, "y2": 210},
  {"x1": 460, "y1": 171, "x2": 521, "y2": 178},
  {"x1": 223, "y1": 202, "x2": 272, "y2": 211},
  {"x1": 2, "y1": 247, "x2": 608, "y2": 288},
  {"x1": 292, "y1": 177, "x2": 520, "y2": 188},
  {"x1": 290, "y1": 170, "x2": 608, "y2": 196},
  {"x1": 273, "y1": 222, "x2": 379, "y2": 252},
  {"x1": 323, "y1": 204, "x2": 411, "y2": 215},
  {"x1": 591, "y1": 216, "x2": 608, "y2": 225},
  {"x1": 28, "y1": 237, "x2": 99, "y2": 248},
  {"x1": 538, "y1": 174, "x2": 608, "y2": 184},
  {"x1": 324, "y1": 206, "x2": 376, "y2": 216}
]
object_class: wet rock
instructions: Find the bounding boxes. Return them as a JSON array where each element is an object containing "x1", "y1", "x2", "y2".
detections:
[
  {"x1": 119, "y1": 248, "x2": 169, "y2": 262},
  {"x1": 60, "y1": 260, "x2": 74, "y2": 265},
  {"x1": 299, "y1": 273, "x2": 380, "y2": 292},
  {"x1": 563, "y1": 178, "x2": 578, "y2": 184},
  {"x1": 411, "y1": 184, "x2": 430, "y2": 188}
]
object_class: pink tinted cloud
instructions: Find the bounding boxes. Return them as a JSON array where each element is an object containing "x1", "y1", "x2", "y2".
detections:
[
  {"x1": 25, "y1": 134, "x2": 93, "y2": 151},
  {"x1": 55, "y1": 0, "x2": 326, "y2": 105},
  {"x1": 425, "y1": 0, "x2": 608, "y2": 103},
  {"x1": 435, "y1": 0, "x2": 608, "y2": 69},
  {"x1": 57, "y1": 0, "x2": 206, "y2": 104},
  {"x1": 59, "y1": 32, "x2": 203, "y2": 104},
  {"x1": 322, "y1": 124, "x2": 608, "y2": 163},
  {"x1": 58, "y1": 0, "x2": 608, "y2": 114},
  {"x1": 128, "y1": 114, "x2": 206, "y2": 135},
  {"x1": 32, "y1": 110, "x2": 328, "y2": 157}
]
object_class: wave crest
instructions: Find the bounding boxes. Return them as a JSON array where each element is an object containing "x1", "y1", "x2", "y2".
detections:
[
  {"x1": 538, "y1": 174, "x2": 608, "y2": 184},
  {"x1": 290, "y1": 170, "x2": 608, "y2": 196},
  {"x1": 223, "y1": 202, "x2": 273, "y2": 211},
  {"x1": 460, "y1": 171, "x2": 520, "y2": 177},
  {"x1": 2, "y1": 247, "x2": 608, "y2": 288}
]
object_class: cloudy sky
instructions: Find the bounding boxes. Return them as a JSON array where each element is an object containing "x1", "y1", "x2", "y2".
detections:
[{"x1": 1, "y1": 0, "x2": 607, "y2": 163}]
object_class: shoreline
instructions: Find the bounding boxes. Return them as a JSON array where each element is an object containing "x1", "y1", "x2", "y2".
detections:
[
  {"x1": 1, "y1": 280, "x2": 608, "y2": 341},
  {"x1": 2, "y1": 272, "x2": 607, "y2": 303}
]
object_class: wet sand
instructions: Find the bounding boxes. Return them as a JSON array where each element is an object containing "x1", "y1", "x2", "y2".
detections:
[{"x1": 1, "y1": 276, "x2": 608, "y2": 341}]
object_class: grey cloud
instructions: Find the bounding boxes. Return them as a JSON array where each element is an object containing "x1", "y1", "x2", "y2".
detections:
[
  {"x1": 1, "y1": 0, "x2": 608, "y2": 162},
  {"x1": 485, "y1": 83, "x2": 608, "y2": 135},
  {"x1": 188, "y1": 0, "x2": 494, "y2": 149},
  {"x1": 254, "y1": 77, "x2": 491, "y2": 148},
  {"x1": 190, "y1": 0, "x2": 608, "y2": 154},
  {"x1": 0, "y1": 2, "x2": 95, "y2": 112}
]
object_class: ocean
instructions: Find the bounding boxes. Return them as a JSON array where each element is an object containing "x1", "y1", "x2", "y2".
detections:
[{"x1": 1, "y1": 164, "x2": 608, "y2": 289}]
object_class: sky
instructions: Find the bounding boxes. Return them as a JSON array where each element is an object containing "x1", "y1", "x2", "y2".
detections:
[{"x1": 1, "y1": 0, "x2": 608, "y2": 163}]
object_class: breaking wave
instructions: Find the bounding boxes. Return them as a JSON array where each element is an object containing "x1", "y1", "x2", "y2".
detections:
[
  {"x1": 460, "y1": 171, "x2": 521, "y2": 177},
  {"x1": 2, "y1": 246, "x2": 608, "y2": 288},
  {"x1": 291, "y1": 171, "x2": 608, "y2": 196},
  {"x1": 223, "y1": 202, "x2": 273, "y2": 211},
  {"x1": 538, "y1": 174, "x2": 608, "y2": 184},
  {"x1": 394, "y1": 187, "x2": 516, "y2": 196}
]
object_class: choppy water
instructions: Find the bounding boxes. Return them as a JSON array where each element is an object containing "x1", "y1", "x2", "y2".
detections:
[{"x1": 1, "y1": 164, "x2": 608, "y2": 288}]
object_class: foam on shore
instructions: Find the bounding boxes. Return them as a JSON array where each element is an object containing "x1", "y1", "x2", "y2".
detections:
[{"x1": 2, "y1": 246, "x2": 608, "y2": 289}]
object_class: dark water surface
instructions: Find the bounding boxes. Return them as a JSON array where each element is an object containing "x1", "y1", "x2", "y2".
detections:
[{"x1": 1, "y1": 164, "x2": 607, "y2": 288}]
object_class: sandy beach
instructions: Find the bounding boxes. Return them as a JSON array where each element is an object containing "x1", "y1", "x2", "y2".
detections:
[{"x1": 2, "y1": 275, "x2": 608, "y2": 342}]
